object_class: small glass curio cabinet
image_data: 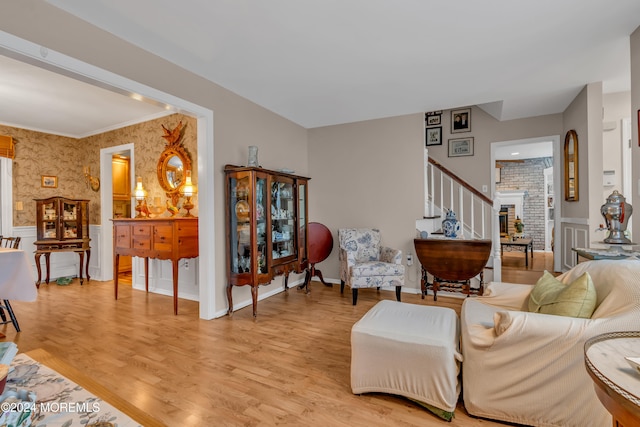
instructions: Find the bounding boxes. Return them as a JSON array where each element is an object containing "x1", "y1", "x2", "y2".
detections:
[
  {"x1": 225, "y1": 165, "x2": 309, "y2": 317},
  {"x1": 34, "y1": 197, "x2": 91, "y2": 286}
]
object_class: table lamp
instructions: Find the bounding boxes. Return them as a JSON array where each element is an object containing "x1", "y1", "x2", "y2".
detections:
[
  {"x1": 181, "y1": 170, "x2": 197, "y2": 217},
  {"x1": 134, "y1": 177, "x2": 147, "y2": 218}
]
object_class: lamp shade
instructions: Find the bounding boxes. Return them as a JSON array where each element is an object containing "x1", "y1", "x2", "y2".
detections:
[
  {"x1": 181, "y1": 170, "x2": 197, "y2": 196},
  {"x1": 134, "y1": 176, "x2": 146, "y2": 200}
]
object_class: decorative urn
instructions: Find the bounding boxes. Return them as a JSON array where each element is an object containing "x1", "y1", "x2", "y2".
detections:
[
  {"x1": 601, "y1": 190, "x2": 633, "y2": 244},
  {"x1": 442, "y1": 209, "x2": 461, "y2": 238}
]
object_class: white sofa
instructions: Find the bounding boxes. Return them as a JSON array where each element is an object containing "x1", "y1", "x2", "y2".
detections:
[{"x1": 461, "y1": 259, "x2": 640, "y2": 427}]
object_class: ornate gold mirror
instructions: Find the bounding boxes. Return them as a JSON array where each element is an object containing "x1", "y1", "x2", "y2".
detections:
[
  {"x1": 157, "y1": 121, "x2": 191, "y2": 205},
  {"x1": 564, "y1": 129, "x2": 579, "y2": 201}
]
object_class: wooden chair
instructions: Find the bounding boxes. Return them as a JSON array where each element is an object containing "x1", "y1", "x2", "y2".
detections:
[
  {"x1": 0, "y1": 236, "x2": 22, "y2": 331},
  {"x1": 0, "y1": 236, "x2": 21, "y2": 249},
  {"x1": 414, "y1": 238, "x2": 492, "y2": 301}
]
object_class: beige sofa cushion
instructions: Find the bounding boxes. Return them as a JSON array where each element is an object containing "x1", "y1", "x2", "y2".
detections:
[{"x1": 528, "y1": 270, "x2": 596, "y2": 318}]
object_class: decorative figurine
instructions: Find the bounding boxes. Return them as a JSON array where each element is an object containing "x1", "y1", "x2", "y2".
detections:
[{"x1": 166, "y1": 200, "x2": 180, "y2": 217}]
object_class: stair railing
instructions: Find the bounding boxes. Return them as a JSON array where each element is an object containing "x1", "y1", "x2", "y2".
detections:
[{"x1": 424, "y1": 154, "x2": 502, "y2": 281}]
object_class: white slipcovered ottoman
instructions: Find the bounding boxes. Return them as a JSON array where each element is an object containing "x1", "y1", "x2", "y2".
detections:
[{"x1": 350, "y1": 300, "x2": 462, "y2": 419}]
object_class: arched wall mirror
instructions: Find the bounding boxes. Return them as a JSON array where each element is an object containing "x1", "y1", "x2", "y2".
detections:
[
  {"x1": 564, "y1": 130, "x2": 579, "y2": 201},
  {"x1": 157, "y1": 122, "x2": 191, "y2": 205}
]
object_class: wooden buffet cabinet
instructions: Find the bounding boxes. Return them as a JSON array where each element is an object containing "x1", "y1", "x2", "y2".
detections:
[
  {"x1": 112, "y1": 217, "x2": 199, "y2": 315},
  {"x1": 224, "y1": 165, "x2": 309, "y2": 317},
  {"x1": 33, "y1": 197, "x2": 90, "y2": 287}
]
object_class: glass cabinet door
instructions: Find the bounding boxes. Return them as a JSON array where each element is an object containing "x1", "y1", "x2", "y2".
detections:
[
  {"x1": 298, "y1": 181, "x2": 307, "y2": 263},
  {"x1": 62, "y1": 200, "x2": 78, "y2": 238},
  {"x1": 255, "y1": 176, "x2": 268, "y2": 274},
  {"x1": 229, "y1": 174, "x2": 252, "y2": 274},
  {"x1": 40, "y1": 200, "x2": 58, "y2": 239},
  {"x1": 270, "y1": 177, "x2": 296, "y2": 261}
]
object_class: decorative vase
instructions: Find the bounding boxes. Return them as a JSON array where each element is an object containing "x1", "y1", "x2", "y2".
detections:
[
  {"x1": 601, "y1": 190, "x2": 633, "y2": 244},
  {"x1": 442, "y1": 209, "x2": 461, "y2": 238},
  {"x1": 247, "y1": 145, "x2": 259, "y2": 167}
]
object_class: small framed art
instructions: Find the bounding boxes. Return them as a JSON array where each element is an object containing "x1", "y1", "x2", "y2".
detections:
[
  {"x1": 451, "y1": 108, "x2": 471, "y2": 133},
  {"x1": 426, "y1": 114, "x2": 441, "y2": 126},
  {"x1": 41, "y1": 175, "x2": 58, "y2": 188},
  {"x1": 426, "y1": 126, "x2": 442, "y2": 146},
  {"x1": 448, "y1": 137, "x2": 474, "y2": 157}
]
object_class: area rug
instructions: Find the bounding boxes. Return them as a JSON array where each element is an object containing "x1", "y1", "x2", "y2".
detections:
[{"x1": 3, "y1": 352, "x2": 159, "y2": 427}]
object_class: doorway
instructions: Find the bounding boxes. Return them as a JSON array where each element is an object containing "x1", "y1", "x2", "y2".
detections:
[
  {"x1": 491, "y1": 135, "x2": 562, "y2": 273},
  {"x1": 111, "y1": 150, "x2": 133, "y2": 283}
]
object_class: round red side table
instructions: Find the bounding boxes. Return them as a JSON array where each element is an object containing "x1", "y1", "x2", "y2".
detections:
[{"x1": 301, "y1": 222, "x2": 333, "y2": 292}]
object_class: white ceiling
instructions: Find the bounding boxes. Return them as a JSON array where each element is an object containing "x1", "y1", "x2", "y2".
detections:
[{"x1": 2, "y1": 0, "x2": 640, "y2": 137}]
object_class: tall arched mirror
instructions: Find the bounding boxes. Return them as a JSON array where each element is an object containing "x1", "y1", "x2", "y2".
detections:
[{"x1": 564, "y1": 130, "x2": 579, "y2": 201}]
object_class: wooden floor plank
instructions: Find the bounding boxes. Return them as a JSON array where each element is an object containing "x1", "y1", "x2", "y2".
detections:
[{"x1": 3, "y1": 253, "x2": 551, "y2": 426}]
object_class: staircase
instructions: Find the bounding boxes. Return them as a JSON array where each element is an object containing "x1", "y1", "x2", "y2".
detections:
[{"x1": 417, "y1": 152, "x2": 502, "y2": 282}]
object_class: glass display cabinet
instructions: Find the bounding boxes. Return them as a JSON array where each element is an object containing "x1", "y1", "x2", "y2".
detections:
[
  {"x1": 225, "y1": 165, "x2": 309, "y2": 317},
  {"x1": 34, "y1": 197, "x2": 90, "y2": 286}
]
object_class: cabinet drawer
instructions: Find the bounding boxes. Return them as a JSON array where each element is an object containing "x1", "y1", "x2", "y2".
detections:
[
  {"x1": 114, "y1": 226, "x2": 131, "y2": 249},
  {"x1": 154, "y1": 226, "x2": 173, "y2": 252},
  {"x1": 132, "y1": 238, "x2": 151, "y2": 250},
  {"x1": 133, "y1": 225, "x2": 151, "y2": 236}
]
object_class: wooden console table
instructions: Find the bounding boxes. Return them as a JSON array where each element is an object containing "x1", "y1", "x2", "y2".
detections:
[
  {"x1": 585, "y1": 332, "x2": 640, "y2": 427},
  {"x1": 500, "y1": 237, "x2": 533, "y2": 267},
  {"x1": 112, "y1": 217, "x2": 198, "y2": 315}
]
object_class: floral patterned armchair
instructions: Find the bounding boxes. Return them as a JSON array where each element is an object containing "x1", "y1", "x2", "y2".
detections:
[{"x1": 339, "y1": 228, "x2": 404, "y2": 305}]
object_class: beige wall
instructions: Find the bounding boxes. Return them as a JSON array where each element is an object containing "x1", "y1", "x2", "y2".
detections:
[
  {"x1": 631, "y1": 26, "x2": 640, "y2": 240},
  {"x1": 308, "y1": 114, "x2": 425, "y2": 290},
  {"x1": 308, "y1": 109, "x2": 564, "y2": 292},
  {"x1": 0, "y1": 1, "x2": 308, "y2": 315},
  {"x1": 561, "y1": 86, "x2": 590, "y2": 219},
  {"x1": 602, "y1": 91, "x2": 631, "y2": 203}
]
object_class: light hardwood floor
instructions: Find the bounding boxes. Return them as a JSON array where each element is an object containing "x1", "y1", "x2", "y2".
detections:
[{"x1": 4, "y1": 253, "x2": 552, "y2": 426}]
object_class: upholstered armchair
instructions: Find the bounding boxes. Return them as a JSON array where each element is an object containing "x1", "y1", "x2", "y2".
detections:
[
  {"x1": 338, "y1": 228, "x2": 404, "y2": 305},
  {"x1": 461, "y1": 259, "x2": 640, "y2": 427}
]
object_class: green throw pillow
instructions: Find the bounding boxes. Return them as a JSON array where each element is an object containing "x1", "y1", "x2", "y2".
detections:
[{"x1": 528, "y1": 270, "x2": 597, "y2": 318}]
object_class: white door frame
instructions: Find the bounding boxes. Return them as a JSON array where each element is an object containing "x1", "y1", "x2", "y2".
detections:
[
  {"x1": 0, "y1": 30, "x2": 217, "y2": 319},
  {"x1": 0, "y1": 157, "x2": 13, "y2": 236},
  {"x1": 100, "y1": 143, "x2": 135, "y2": 282}
]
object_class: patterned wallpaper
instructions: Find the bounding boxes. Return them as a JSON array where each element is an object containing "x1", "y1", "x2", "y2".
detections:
[{"x1": 4, "y1": 113, "x2": 197, "y2": 226}]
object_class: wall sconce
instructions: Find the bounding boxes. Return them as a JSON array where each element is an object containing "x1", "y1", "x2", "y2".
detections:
[
  {"x1": 181, "y1": 170, "x2": 197, "y2": 217},
  {"x1": 83, "y1": 166, "x2": 100, "y2": 192},
  {"x1": 134, "y1": 176, "x2": 148, "y2": 218}
]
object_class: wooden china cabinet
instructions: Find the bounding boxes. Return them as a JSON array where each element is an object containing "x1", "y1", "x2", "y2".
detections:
[
  {"x1": 224, "y1": 165, "x2": 309, "y2": 317},
  {"x1": 33, "y1": 197, "x2": 90, "y2": 287}
]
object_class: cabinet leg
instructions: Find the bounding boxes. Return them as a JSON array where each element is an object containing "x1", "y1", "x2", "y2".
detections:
[
  {"x1": 45, "y1": 253, "x2": 51, "y2": 284},
  {"x1": 172, "y1": 259, "x2": 179, "y2": 315},
  {"x1": 226, "y1": 284, "x2": 234, "y2": 316},
  {"x1": 283, "y1": 272, "x2": 290, "y2": 291},
  {"x1": 114, "y1": 254, "x2": 120, "y2": 300},
  {"x1": 85, "y1": 249, "x2": 91, "y2": 282},
  {"x1": 35, "y1": 253, "x2": 42, "y2": 288},
  {"x1": 78, "y1": 251, "x2": 84, "y2": 285},
  {"x1": 251, "y1": 285, "x2": 258, "y2": 317}
]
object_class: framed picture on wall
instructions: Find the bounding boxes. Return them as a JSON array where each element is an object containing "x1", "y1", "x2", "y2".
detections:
[
  {"x1": 451, "y1": 108, "x2": 471, "y2": 133},
  {"x1": 425, "y1": 126, "x2": 442, "y2": 146},
  {"x1": 41, "y1": 175, "x2": 58, "y2": 188},
  {"x1": 426, "y1": 114, "x2": 441, "y2": 126},
  {"x1": 448, "y1": 137, "x2": 474, "y2": 157}
]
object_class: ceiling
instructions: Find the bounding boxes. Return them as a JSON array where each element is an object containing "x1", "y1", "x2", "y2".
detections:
[{"x1": 2, "y1": 0, "x2": 640, "y2": 137}]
